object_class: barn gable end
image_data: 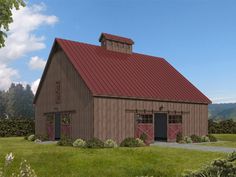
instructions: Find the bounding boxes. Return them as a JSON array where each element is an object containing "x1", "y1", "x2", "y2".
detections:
[{"x1": 35, "y1": 43, "x2": 93, "y2": 140}]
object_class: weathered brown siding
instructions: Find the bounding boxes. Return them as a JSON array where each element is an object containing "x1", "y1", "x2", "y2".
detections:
[
  {"x1": 35, "y1": 47, "x2": 93, "y2": 140},
  {"x1": 93, "y1": 97, "x2": 208, "y2": 143}
]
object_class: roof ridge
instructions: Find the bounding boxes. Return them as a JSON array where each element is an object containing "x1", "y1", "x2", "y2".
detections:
[{"x1": 56, "y1": 37, "x2": 165, "y2": 61}]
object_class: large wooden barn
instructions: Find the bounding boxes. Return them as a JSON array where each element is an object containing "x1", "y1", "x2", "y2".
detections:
[{"x1": 34, "y1": 33, "x2": 211, "y2": 143}]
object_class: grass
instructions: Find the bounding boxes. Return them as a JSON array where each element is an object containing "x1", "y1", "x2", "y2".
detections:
[
  {"x1": 199, "y1": 134, "x2": 236, "y2": 148},
  {"x1": 213, "y1": 134, "x2": 236, "y2": 142},
  {"x1": 0, "y1": 137, "x2": 226, "y2": 177}
]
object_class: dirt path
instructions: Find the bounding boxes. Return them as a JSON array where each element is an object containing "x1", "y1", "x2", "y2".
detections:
[{"x1": 152, "y1": 142, "x2": 236, "y2": 153}]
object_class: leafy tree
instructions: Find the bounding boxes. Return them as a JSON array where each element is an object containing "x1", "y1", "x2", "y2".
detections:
[{"x1": 0, "y1": 0, "x2": 25, "y2": 47}]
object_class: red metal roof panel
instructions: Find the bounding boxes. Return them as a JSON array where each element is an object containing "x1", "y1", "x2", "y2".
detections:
[{"x1": 56, "y1": 38, "x2": 211, "y2": 104}]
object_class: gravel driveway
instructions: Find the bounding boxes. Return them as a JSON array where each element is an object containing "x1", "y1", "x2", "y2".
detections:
[{"x1": 152, "y1": 142, "x2": 236, "y2": 153}]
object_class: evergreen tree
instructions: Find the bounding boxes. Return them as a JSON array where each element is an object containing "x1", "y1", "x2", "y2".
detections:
[
  {"x1": 22, "y1": 85, "x2": 34, "y2": 118},
  {"x1": 6, "y1": 83, "x2": 34, "y2": 119},
  {"x1": 0, "y1": 90, "x2": 6, "y2": 118}
]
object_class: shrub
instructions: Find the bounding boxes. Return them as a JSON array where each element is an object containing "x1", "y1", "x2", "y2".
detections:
[
  {"x1": 201, "y1": 135, "x2": 210, "y2": 142},
  {"x1": 57, "y1": 136, "x2": 73, "y2": 146},
  {"x1": 178, "y1": 140, "x2": 186, "y2": 144},
  {"x1": 120, "y1": 137, "x2": 139, "y2": 147},
  {"x1": 190, "y1": 134, "x2": 201, "y2": 143},
  {"x1": 183, "y1": 152, "x2": 236, "y2": 177},
  {"x1": 0, "y1": 119, "x2": 34, "y2": 137},
  {"x1": 73, "y1": 139, "x2": 86, "y2": 148},
  {"x1": 104, "y1": 139, "x2": 117, "y2": 148},
  {"x1": 207, "y1": 134, "x2": 217, "y2": 142},
  {"x1": 86, "y1": 138, "x2": 104, "y2": 148},
  {"x1": 139, "y1": 133, "x2": 147, "y2": 143},
  {"x1": 36, "y1": 134, "x2": 49, "y2": 141},
  {"x1": 208, "y1": 119, "x2": 236, "y2": 134},
  {"x1": 24, "y1": 134, "x2": 30, "y2": 140},
  {"x1": 184, "y1": 136, "x2": 192, "y2": 144},
  {"x1": 27, "y1": 134, "x2": 35, "y2": 141},
  {"x1": 176, "y1": 132, "x2": 183, "y2": 143},
  {"x1": 136, "y1": 138, "x2": 145, "y2": 147},
  {"x1": 34, "y1": 139, "x2": 42, "y2": 143}
]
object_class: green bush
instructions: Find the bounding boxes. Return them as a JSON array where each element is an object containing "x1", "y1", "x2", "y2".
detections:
[
  {"x1": 178, "y1": 140, "x2": 186, "y2": 144},
  {"x1": 34, "y1": 139, "x2": 42, "y2": 143},
  {"x1": 136, "y1": 138, "x2": 145, "y2": 147},
  {"x1": 139, "y1": 133, "x2": 147, "y2": 143},
  {"x1": 27, "y1": 134, "x2": 35, "y2": 141},
  {"x1": 183, "y1": 152, "x2": 236, "y2": 177},
  {"x1": 104, "y1": 139, "x2": 117, "y2": 148},
  {"x1": 190, "y1": 134, "x2": 201, "y2": 143},
  {"x1": 86, "y1": 138, "x2": 104, "y2": 148},
  {"x1": 73, "y1": 139, "x2": 86, "y2": 148},
  {"x1": 57, "y1": 136, "x2": 73, "y2": 146},
  {"x1": 208, "y1": 119, "x2": 236, "y2": 134},
  {"x1": 176, "y1": 132, "x2": 183, "y2": 143},
  {"x1": 201, "y1": 136, "x2": 210, "y2": 142},
  {"x1": 207, "y1": 134, "x2": 217, "y2": 142},
  {"x1": 120, "y1": 137, "x2": 140, "y2": 147},
  {"x1": 0, "y1": 119, "x2": 34, "y2": 137},
  {"x1": 35, "y1": 134, "x2": 49, "y2": 141},
  {"x1": 184, "y1": 136, "x2": 192, "y2": 144}
]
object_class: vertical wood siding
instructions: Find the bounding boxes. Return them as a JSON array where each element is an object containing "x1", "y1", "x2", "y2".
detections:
[
  {"x1": 94, "y1": 97, "x2": 208, "y2": 143},
  {"x1": 35, "y1": 48, "x2": 93, "y2": 140}
]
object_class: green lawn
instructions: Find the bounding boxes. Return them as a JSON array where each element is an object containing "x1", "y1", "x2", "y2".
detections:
[
  {"x1": 0, "y1": 137, "x2": 225, "y2": 177},
  {"x1": 199, "y1": 134, "x2": 236, "y2": 148},
  {"x1": 214, "y1": 134, "x2": 236, "y2": 142}
]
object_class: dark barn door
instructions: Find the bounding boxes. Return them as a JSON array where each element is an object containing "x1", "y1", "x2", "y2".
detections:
[
  {"x1": 55, "y1": 112, "x2": 61, "y2": 140},
  {"x1": 154, "y1": 113, "x2": 167, "y2": 141}
]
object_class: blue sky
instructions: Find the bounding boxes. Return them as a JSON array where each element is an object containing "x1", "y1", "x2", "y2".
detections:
[{"x1": 1, "y1": 0, "x2": 236, "y2": 103}]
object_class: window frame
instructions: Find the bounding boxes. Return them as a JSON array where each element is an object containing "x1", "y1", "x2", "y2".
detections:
[
  {"x1": 168, "y1": 115, "x2": 182, "y2": 124},
  {"x1": 137, "y1": 114, "x2": 153, "y2": 124}
]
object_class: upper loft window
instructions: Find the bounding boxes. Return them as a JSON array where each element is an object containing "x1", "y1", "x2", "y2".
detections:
[
  {"x1": 46, "y1": 113, "x2": 54, "y2": 124},
  {"x1": 55, "y1": 81, "x2": 61, "y2": 104},
  {"x1": 137, "y1": 114, "x2": 153, "y2": 123},
  {"x1": 61, "y1": 112, "x2": 72, "y2": 125},
  {"x1": 169, "y1": 115, "x2": 182, "y2": 124}
]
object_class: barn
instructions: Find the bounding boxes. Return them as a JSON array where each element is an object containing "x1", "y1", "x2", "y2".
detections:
[{"x1": 34, "y1": 33, "x2": 211, "y2": 143}]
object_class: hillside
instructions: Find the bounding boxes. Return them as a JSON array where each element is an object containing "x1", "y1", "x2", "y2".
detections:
[{"x1": 209, "y1": 103, "x2": 236, "y2": 121}]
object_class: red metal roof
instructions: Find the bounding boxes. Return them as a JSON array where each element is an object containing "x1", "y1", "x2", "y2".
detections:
[
  {"x1": 54, "y1": 38, "x2": 211, "y2": 104},
  {"x1": 99, "y1": 33, "x2": 134, "y2": 45}
]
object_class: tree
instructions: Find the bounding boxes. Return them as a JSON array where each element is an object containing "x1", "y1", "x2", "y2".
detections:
[
  {"x1": 0, "y1": 90, "x2": 7, "y2": 118},
  {"x1": 6, "y1": 83, "x2": 34, "y2": 119},
  {"x1": 0, "y1": 0, "x2": 25, "y2": 48}
]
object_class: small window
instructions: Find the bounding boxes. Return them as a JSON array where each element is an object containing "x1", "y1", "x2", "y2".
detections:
[
  {"x1": 46, "y1": 114, "x2": 54, "y2": 124},
  {"x1": 168, "y1": 115, "x2": 182, "y2": 124},
  {"x1": 61, "y1": 112, "x2": 72, "y2": 125},
  {"x1": 137, "y1": 114, "x2": 153, "y2": 123}
]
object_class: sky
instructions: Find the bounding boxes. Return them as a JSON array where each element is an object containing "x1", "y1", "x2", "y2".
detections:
[{"x1": 0, "y1": 0, "x2": 236, "y2": 103}]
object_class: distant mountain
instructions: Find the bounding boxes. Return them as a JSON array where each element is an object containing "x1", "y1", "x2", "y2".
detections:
[{"x1": 208, "y1": 103, "x2": 236, "y2": 121}]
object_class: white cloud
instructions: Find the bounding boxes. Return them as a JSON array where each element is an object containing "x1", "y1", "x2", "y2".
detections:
[
  {"x1": 28, "y1": 56, "x2": 46, "y2": 70},
  {"x1": 0, "y1": 64, "x2": 19, "y2": 90},
  {"x1": 31, "y1": 78, "x2": 40, "y2": 94},
  {"x1": 0, "y1": 3, "x2": 58, "y2": 90},
  {"x1": 0, "y1": 3, "x2": 58, "y2": 62},
  {"x1": 211, "y1": 96, "x2": 236, "y2": 104}
]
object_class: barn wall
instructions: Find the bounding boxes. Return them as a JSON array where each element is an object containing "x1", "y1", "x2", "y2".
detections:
[
  {"x1": 93, "y1": 97, "x2": 208, "y2": 143},
  {"x1": 35, "y1": 48, "x2": 93, "y2": 140}
]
